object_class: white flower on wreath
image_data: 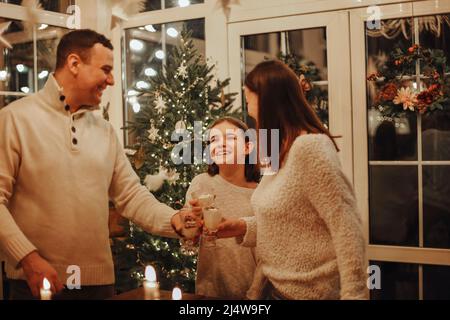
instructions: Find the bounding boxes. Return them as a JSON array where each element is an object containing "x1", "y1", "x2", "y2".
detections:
[{"x1": 393, "y1": 87, "x2": 417, "y2": 112}]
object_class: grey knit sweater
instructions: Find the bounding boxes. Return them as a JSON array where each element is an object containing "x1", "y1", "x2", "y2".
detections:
[{"x1": 240, "y1": 134, "x2": 368, "y2": 299}]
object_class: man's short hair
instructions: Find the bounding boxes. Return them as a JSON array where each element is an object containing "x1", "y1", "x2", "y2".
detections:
[{"x1": 55, "y1": 29, "x2": 113, "y2": 70}]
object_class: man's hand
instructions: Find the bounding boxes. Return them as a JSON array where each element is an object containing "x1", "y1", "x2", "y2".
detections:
[
  {"x1": 217, "y1": 218, "x2": 247, "y2": 238},
  {"x1": 170, "y1": 200, "x2": 203, "y2": 237},
  {"x1": 20, "y1": 251, "x2": 64, "y2": 298}
]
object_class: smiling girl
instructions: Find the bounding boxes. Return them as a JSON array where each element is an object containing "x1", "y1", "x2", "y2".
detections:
[{"x1": 185, "y1": 117, "x2": 260, "y2": 299}]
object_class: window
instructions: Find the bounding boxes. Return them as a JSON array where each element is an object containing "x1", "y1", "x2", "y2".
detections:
[
  {"x1": 241, "y1": 27, "x2": 329, "y2": 127},
  {"x1": 0, "y1": 18, "x2": 69, "y2": 108},
  {"x1": 361, "y1": 5, "x2": 450, "y2": 299},
  {"x1": 370, "y1": 261, "x2": 450, "y2": 300},
  {"x1": 366, "y1": 14, "x2": 450, "y2": 249},
  {"x1": 123, "y1": 18, "x2": 205, "y2": 144}
]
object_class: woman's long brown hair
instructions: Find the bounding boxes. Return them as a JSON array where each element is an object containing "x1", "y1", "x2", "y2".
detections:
[{"x1": 244, "y1": 60, "x2": 339, "y2": 165}]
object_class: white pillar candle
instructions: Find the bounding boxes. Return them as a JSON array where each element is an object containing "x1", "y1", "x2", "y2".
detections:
[
  {"x1": 40, "y1": 278, "x2": 52, "y2": 300},
  {"x1": 144, "y1": 265, "x2": 160, "y2": 300},
  {"x1": 172, "y1": 287, "x2": 182, "y2": 300}
]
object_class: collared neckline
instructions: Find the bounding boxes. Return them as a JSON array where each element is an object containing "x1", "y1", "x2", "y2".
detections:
[{"x1": 39, "y1": 73, "x2": 101, "y2": 115}]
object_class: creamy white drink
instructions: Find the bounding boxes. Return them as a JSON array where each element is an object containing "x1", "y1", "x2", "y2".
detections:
[{"x1": 203, "y1": 207, "x2": 222, "y2": 231}]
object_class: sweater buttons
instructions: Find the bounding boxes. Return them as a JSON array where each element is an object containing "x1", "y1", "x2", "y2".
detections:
[
  {"x1": 71, "y1": 126, "x2": 76, "y2": 133},
  {"x1": 60, "y1": 95, "x2": 65, "y2": 101},
  {"x1": 72, "y1": 138, "x2": 78, "y2": 145},
  {"x1": 65, "y1": 105, "x2": 70, "y2": 111}
]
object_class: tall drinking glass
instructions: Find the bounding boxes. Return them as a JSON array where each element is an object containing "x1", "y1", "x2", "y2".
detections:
[
  {"x1": 179, "y1": 208, "x2": 200, "y2": 256},
  {"x1": 202, "y1": 207, "x2": 222, "y2": 248}
]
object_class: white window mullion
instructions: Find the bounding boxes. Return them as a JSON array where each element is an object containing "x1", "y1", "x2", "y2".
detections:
[
  {"x1": 33, "y1": 24, "x2": 38, "y2": 93},
  {"x1": 413, "y1": 16, "x2": 424, "y2": 250}
]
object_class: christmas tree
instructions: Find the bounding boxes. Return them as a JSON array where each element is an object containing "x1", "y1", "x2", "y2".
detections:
[{"x1": 112, "y1": 28, "x2": 237, "y2": 294}]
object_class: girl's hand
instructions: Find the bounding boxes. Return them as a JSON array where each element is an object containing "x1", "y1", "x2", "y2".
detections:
[{"x1": 217, "y1": 218, "x2": 247, "y2": 238}]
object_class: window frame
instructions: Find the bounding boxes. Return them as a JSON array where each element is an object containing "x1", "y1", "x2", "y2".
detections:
[
  {"x1": 0, "y1": 2, "x2": 69, "y2": 98},
  {"x1": 350, "y1": 0, "x2": 450, "y2": 300}
]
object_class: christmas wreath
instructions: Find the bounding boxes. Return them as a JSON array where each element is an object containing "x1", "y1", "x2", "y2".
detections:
[{"x1": 367, "y1": 44, "x2": 449, "y2": 117}]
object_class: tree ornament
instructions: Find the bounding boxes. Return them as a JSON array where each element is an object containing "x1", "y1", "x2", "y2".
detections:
[
  {"x1": 0, "y1": 21, "x2": 12, "y2": 49},
  {"x1": 175, "y1": 120, "x2": 187, "y2": 134},
  {"x1": 21, "y1": 0, "x2": 42, "y2": 36},
  {"x1": 110, "y1": 0, "x2": 145, "y2": 29},
  {"x1": 177, "y1": 61, "x2": 188, "y2": 78},
  {"x1": 147, "y1": 120, "x2": 159, "y2": 142},
  {"x1": 154, "y1": 94, "x2": 167, "y2": 114},
  {"x1": 144, "y1": 167, "x2": 168, "y2": 192}
]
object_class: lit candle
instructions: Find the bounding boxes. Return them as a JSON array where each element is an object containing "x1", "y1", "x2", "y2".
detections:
[
  {"x1": 172, "y1": 287, "x2": 182, "y2": 300},
  {"x1": 40, "y1": 278, "x2": 52, "y2": 300},
  {"x1": 144, "y1": 265, "x2": 160, "y2": 300}
]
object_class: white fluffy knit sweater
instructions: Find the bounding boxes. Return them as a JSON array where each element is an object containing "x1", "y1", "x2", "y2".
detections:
[{"x1": 240, "y1": 134, "x2": 368, "y2": 299}]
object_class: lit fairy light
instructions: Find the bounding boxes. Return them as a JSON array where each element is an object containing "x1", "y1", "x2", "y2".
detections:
[
  {"x1": 178, "y1": 0, "x2": 190, "y2": 7},
  {"x1": 166, "y1": 27, "x2": 178, "y2": 38},
  {"x1": 130, "y1": 39, "x2": 144, "y2": 52},
  {"x1": 144, "y1": 24, "x2": 156, "y2": 32},
  {"x1": 155, "y1": 50, "x2": 165, "y2": 60}
]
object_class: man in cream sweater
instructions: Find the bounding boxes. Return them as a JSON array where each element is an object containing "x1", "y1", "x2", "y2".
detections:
[{"x1": 0, "y1": 29, "x2": 195, "y2": 300}]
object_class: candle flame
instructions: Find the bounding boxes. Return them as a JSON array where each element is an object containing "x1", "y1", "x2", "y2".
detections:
[
  {"x1": 172, "y1": 287, "x2": 182, "y2": 300},
  {"x1": 42, "y1": 278, "x2": 51, "y2": 290},
  {"x1": 145, "y1": 265, "x2": 156, "y2": 282}
]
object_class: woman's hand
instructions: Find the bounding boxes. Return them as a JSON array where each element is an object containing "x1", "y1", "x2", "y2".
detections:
[{"x1": 217, "y1": 218, "x2": 247, "y2": 238}]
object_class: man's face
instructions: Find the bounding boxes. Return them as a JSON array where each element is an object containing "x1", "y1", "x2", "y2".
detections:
[{"x1": 75, "y1": 43, "x2": 114, "y2": 106}]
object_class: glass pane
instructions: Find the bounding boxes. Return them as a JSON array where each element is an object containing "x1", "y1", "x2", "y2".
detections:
[
  {"x1": 419, "y1": 14, "x2": 450, "y2": 160},
  {"x1": 368, "y1": 113, "x2": 417, "y2": 160},
  {"x1": 0, "y1": 18, "x2": 34, "y2": 93},
  {"x1": 243, "y1": 32, "x2": 281, "y2": 75},
  {"x1": 418, "y1": 14, "x2": 450, "y2": 57},
  {"x1": 242, "y1": 27, "x2": 329, "y2": 126},
  {"x1": 0, "y1": 0, "x2": 74, "y2": 13},
  {"x1": 423, "y1": 165, "x2": 450, "y2": 249},
  {"x1": 418, "y1": 13, "x2": 450, "y2": 91},
  {"x1": 370, "y1": 261, "x2": 419, "y2": 300},
  {"x1": 141, "y1": 0, "x2": 204, "y2": 12},
  {"x1": 423, "y1": 264, "x2": 450, "y2": 300},
  {"x1": 422, "y1": 111, "x2": 450, "y2": 161},
  {"x1": 366, "y1": 17, "x2": 417, "y2": 161},
  {"x1": 36, "y1": 25, "x2": 69, "y2": 90},
  {"x1": 0, "y1": 94, "x2": 26, "y2": 109},
  {"x1": 123, "y1": 18, "x2": 205, "y2": 144},
  {"x1": 369, "y1": 165, "x2": 418, "y2": 246},
  {"x1": 39, "y1": 0, "x2": 73, "y2": 13},
  {"x1": 287, "y1": 28, "x2": 327, "y2": 81}
]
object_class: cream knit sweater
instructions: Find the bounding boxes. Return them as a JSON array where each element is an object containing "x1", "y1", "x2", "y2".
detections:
[
  {"x1": 0, "y1": 75, "x2": 177, "y2": 285},
  {"x1": 240, "y1": 134, "x2": 368, "y2": 299}
]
